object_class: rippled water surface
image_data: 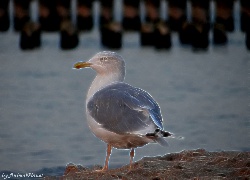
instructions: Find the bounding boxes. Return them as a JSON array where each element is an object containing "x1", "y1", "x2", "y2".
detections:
[{"x1": 0, "y1": 7, "x2": 250, "y2": 177}]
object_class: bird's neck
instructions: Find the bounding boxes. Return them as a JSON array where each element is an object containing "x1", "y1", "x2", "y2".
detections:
[{"x1": 87, "y1": 73, "x2": 124, "y2": 102}]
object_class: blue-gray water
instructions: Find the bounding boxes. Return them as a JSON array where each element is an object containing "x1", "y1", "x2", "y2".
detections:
[{"x1": 0, "y1": 2, "x2": 250, "y2": 178}]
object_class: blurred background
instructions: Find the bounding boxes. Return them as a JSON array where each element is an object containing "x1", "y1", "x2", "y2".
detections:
[{"x1": 0, "y1": 0, "x2": 249, "y2": 177}]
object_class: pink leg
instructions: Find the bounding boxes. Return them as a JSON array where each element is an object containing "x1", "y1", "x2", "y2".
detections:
[
  {"x1": 102, "y1": 144, "x2": 112, "y2": 171},
  {"x1": 129, "y1": 148, "x2": 135, "y2": 169}
]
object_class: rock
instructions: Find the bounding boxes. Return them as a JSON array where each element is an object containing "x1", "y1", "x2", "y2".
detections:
[{"x1": 44, "y1": 149, "x2": 250, "y2": 180}]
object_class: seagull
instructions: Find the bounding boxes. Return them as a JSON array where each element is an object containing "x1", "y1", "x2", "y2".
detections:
[{"x1": 73, "y1": 51, "x2": 172, "y2": 171}]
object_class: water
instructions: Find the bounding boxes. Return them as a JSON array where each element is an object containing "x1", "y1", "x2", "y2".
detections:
[{"x1": 0, "y1": 3, "x2": 250, "y2": 178}]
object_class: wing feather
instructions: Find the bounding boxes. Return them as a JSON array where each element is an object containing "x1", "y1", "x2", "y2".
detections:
[{"x1": 87, "y1": 82, "x2": 164, "y2": 134}]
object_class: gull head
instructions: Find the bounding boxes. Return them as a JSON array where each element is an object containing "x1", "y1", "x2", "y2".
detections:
[{"x1": 74, "y1": 51, "x2": 125, "y2": 76}]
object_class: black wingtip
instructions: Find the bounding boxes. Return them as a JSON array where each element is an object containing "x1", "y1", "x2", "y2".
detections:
[
  {"x1": 145, "y1": 132, "x2": 155, "y2": 137},
  {"x1": 156, "y1": 128, "x2": 173, "y2": 137},
  {"x1": 146, "y1": 129, "x2": 173, "y2": 137},
  {"x1": 161, "y1": 131, "x2": 172, "y2": 137}
]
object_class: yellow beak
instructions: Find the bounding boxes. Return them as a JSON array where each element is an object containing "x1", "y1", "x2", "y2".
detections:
[{"x1": 73, "y1": 62, "x2": 92, "y2": 69}]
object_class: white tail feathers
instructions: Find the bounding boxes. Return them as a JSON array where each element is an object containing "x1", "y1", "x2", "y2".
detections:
[
  {"x1": 149, "y1": 129, "x2": 184, "y2": 146},
  {"x1": 155, "y1": 137, "x2": 169, "y2": 147}
]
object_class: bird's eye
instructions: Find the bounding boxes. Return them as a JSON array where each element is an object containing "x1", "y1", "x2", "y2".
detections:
[{"x1": 100, "y1": 57, "x2": 108, "y2": 63}]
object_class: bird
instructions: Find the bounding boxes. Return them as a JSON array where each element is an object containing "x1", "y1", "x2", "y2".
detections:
[{"x1": 73, "y1": 51, "x2": 172, "y2": 171}]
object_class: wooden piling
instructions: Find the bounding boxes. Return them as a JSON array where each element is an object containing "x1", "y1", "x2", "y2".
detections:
[
  {"x1": 140, "y1": 23, "x2": 155, "y2": 46},
  {"x1": 190, "y1": 0, "x2": 210, "y2": 49},
  {"x1": 0, "y1": 0, "x2": 249, "y2": 50},
  {"x1": 240, "y1": 0, "x2": 250, "y2": 32},
  {"x1": 13, "y1": 0, "x2": 30, "y2": 31},
  {"x1": 154, "y1": 21, "x2": 171, "y2": 50},
  {"x1": 77, "y1": 0, "x2": 93, "y2": 31},
  {"x1": 56, "y1": 0, "x2": 71, "y2": 21},
  {"x1": 144, "y1": 0, "x2": 160, "y2": 24},
  {"x1": 215, "y1": 0, "x2": 234, "y2": 32},
  {"x1": 0, "y1": 0, "x2": 10, "y2": 31},
  {"x1": 122, "y1": 0, "x2": 141, "y2": 31},
  {"x1": 100, "y1": 22, "x2": 122, "y2": 49},
  {"x1": 99, "y1": 0, "x2": 114, "y2": 28},
  {"x1": 60, "y1": 20, "x2": 79, "y2": 50},
  {"x1": 39, "y1": 0, "x2": 60, "y2": 31},
  {"x1": 167, "y1": 0, "x2": 187, "y2": 32},
  {"x1": 246, "y1": 28, "x2": 250, "y2": 50},
  {"x1": 20, "y1": 22, "x2": 41, "y2": 50},
  {"x1": 213, "y1": 23, "x2": 227, "y2": 45}
]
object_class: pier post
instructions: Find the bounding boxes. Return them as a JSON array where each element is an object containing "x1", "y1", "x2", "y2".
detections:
[
  {"x1": 99, "y1": 0, "x2": 113, "y2": 28},
  {"x1": 60, "y1": 20, "x2": 79, "y2": 50},
  {"x1": 167, "y1": 0, "x2": 187, "y2": 32},
  {"x1": 190, "y1": 0, "x2": 210, "y2": 50},
  {"x1": 20, "y1": 22, "x2": 41, "y2": 50},
  {"x1": 154, "y1": 21, "x2": 171, "y2": 49},
  {"x1": 240, "y1": 0, "x2": 250, "y2": 32},
  {"x1": 122, "y1": 0, "x2": 141, "y2": 31},
  {"x1": 0, "y1": 0, "x2": 10, "y2": 31},
  {"x1": 144, "y1": 0, "x2": 160, "y2": 24},
  {"x1": 38, "y1": 0, "x2": 59, "y2": 31},
  {"x1": 13, "y1": 0, "x2": 30, "y2": 31},
  {"x1": 77, "y1": 0, "x2": 93, "y2": 31},
  {"x1": 99, "y1": 0, "x2": 122, "y2": 49},
  {"x1": 214, "y1": 0, "x2": 234, "y2": 32}
]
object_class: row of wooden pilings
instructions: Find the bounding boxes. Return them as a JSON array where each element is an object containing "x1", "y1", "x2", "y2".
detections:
[{"x1": 0, "y1": 0, "x2": 249, "y2": 51}]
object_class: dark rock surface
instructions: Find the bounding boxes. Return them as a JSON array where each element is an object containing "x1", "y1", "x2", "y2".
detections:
[{"x1": 45, "y1": 149, "x2": 250, "y2": 180}]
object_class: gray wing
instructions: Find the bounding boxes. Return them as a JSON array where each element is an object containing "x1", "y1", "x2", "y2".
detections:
[{"x1": 87, "y1": 82, "x2": 164, "y2": 134}]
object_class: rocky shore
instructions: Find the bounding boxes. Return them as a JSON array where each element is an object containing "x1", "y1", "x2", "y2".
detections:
[{"x1": 45, "y1": 149, "x2": 250, "y2": 180}]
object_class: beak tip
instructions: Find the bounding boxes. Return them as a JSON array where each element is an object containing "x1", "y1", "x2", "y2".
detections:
[
  {"x1": 73, "y1": 65, "x2": 81, "y2": 69},
  {"x1": 73, "y1": 61, "x2": 91, "y2": 70}
]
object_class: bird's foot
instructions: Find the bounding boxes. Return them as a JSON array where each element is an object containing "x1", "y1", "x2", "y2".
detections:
[
  {"x1": 129, "y1": 165, "x2": 133, "y2": 171},
  {"x1": 95, "y1": 166, "x2": 108, "y2": 172}
]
